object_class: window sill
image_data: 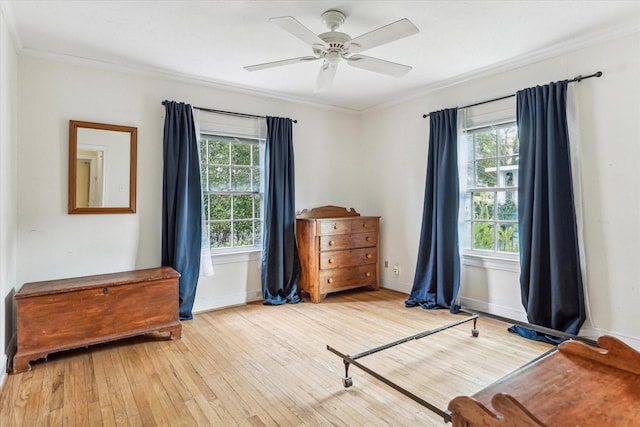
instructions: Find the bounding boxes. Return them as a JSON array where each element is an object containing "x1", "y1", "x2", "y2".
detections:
[
  {"x1": 462, "y1": 253, "x2": 520, "y2": 273},
  {"x1": 209, "y1": 249, "x2": 261, "y2": 265}
]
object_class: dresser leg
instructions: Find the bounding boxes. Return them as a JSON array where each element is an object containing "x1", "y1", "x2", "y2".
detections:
[
  {"x1": 12, "y1": 354, "x2": 32, "y2": 374},
  {"x1": 167, "y1": 323, "x2": 182, "y2": 340}
]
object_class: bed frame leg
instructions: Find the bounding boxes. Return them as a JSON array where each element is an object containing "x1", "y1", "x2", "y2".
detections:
[
  {"x1": 472, "y1": 317, "x2": 479, "y2": 337},
  {"x1": 342, "y1": 359, "x2": 353, "y2": 387}
]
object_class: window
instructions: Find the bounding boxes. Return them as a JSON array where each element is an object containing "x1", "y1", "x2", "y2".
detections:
[
  {"x1": 200, "y1": 134, "x2": 262, "y2": 253},
  {"x1": 462, "y1": 122, "x2": 519, "y2": 256}
]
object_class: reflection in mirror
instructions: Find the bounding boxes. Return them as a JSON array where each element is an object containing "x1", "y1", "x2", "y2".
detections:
[{"x1": 69, "y1": 120, "x2": 137, "y2": 214}]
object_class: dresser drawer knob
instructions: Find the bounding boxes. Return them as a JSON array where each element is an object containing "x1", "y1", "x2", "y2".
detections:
[
  {"x1": 328, "y1": 278, "x2": 334, "y2": 284},
  {"x1": 103, "y1": 287, "x2": 109, "y2": 294},
  {"x1": 365, "y1": 272, "x2": 371, "y2": 277},
  {"x1": 333, "y1": 223, "x2": 338, "y2": 229},
  {"x1": 366, "y1": 237, "x2": 371, "y2": 242},
  {"x1": 329, "y1": 240, "x2": 335, "y2": 246},
  {"x1": 366, "y1": 253, "x2": 373, "y2": 259},
  {"x1": 362, "y1": 223, "x2": 367, "y2": 228},
  {"x1": 328, "y1": 258, "x2": 334, "y2": 264}
]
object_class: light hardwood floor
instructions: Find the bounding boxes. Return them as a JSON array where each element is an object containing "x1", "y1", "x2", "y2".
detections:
[{"x1": 0, "y1": 289, "x2": 551, "y2": 426}]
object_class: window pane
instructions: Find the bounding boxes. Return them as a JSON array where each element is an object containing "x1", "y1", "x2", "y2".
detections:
[
  {"x1": 209, "y1": 140, "x2": 228, "y2": 164},
  {"x1": 252, "y1": 166, "x2": 261, "y2": 191},
  {"x1": 231, "y1": 143, "x2": 251, "y2": 166},
  {"x1": 254, "y1": 219, "x2": 262, "y2": 245},
  {"x1": 466, "y1": 161, "x2": 476, "y2": 188},
  {"x1": 233, "y1": 195, "x2": 253, "y2": 219},
  {"x1": 475, "y1": 159, "x2": 497, "y2": 188},
  {"x1": 234, "y1": 220, "x2": 253, "y2": 247},
  {"x1": 473, "y1": 222, "x2": 495, "y2": 250},
  {"x1": 231, "y1": 167, "x2": 251, "y2": 191},
  {"x1": 208, "y1": 166, "x2": 229, "y2": 191},
  {"x1": 203, "y1": 194, "x2": 210, "y2": 219},
  {"x1": 498, "y1": 223, "x2": 519, "y2": 253},
  {"x1": 497, "y1": 192, "x2": 518, "y2": 221},
  {"x1": 210, "y1": 221, "x2": 231, "y2": 248},
  {"x1": 499, "y1": 126, "x2": 519, "y2": 157},
  {"x1": 462, "y1": 192, "x2": 472, "y2": 222},
  {"x1": 498, "y1": 158, "x2": 518, "y2": 188},
  {"x1": 199, "y1": 139, "x2": 207, "y2": 162},
  {"x1": 473, "y1": 192, "x2": 494, "y2": 220},
  {"x1": 474, "y1": 131, "x2": 496, "y2": 159},
  {"x1": 252, "y1": 144, "x2": 260, "y2": 165},
  {"x1": 255, "y1": 194, "x2": 261, "y2": 218},
  {"x1": 461, "y1": 220, "x2": 471, "y2": 250},
  {"x1": 211, "y1": 194, "x2": 231, "y2": 220}
]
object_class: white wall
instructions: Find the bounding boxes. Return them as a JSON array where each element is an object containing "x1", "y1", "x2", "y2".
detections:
[
  {"x1": 360, "y1": 32, "x2": 640, "y2": 349},
  {"x1": 16, "y1": 55, "x2": 360, "y2": 313},
  {"x1": 0, "y1": 6, "x2": 18, "y2": 382}
]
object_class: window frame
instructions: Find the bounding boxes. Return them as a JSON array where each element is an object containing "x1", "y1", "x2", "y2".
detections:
[
  {"x1": 199, "y1": 133, "x2": 264, "y2": 255},
  {"x1": 461, "y1": 120, "x2": 520, "y2": 260}
]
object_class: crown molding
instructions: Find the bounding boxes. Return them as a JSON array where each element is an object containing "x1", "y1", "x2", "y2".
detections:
[
  {"x1": 363, "y1": 16, "x2": 640, "y2": 115},
  {"x1": 0, "y1": 1, "x2": 23, "y2": 50},
  {"x1": 18, "y1": 46, "x2": 360, "y2": 116}
]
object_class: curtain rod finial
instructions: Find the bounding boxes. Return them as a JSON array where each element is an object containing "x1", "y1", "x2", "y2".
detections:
[{"x1": 596, "y1": 71, "x2": 603, "y2": 77}]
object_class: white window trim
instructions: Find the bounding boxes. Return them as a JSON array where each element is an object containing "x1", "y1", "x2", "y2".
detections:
[
  {"x1": 209, "y1": 249, "x2": 261, "y2": 265},
  {"x1": 462, "y1": 252, "x2": 520, "y2": 273}
]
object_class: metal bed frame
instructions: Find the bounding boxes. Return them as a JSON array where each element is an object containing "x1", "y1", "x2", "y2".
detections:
[{"x1": 326, "y1": 307, "x2": 597, "y2": 423}]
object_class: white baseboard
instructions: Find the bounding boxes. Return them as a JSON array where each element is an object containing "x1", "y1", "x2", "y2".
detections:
[
  {"x1": 193, "y1": 289, "x2": 262, "y2": 313},
  {"x1": 580, "y1": 325, "x2": 640, "y2": 351},
  {"x1": 458, "y1": 296, "x2": 528, "y2": 322}
]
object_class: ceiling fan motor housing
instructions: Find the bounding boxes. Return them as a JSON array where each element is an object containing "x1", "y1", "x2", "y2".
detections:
[{"x1": 321, "y1": 10, "x2": 346, "y2": 31}]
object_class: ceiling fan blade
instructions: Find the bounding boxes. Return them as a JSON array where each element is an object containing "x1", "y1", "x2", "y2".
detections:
[
  {"x1": 315, "y1": 62, "x2": 338, "y2": 92},
  {"x1": 346, "y1": 55, "x2": 412, "y2": 77},
  {"x1": 348, "y1": 18, "x2": 419, "y2": 53},
  {"x1": 244, "y1": 56, "x2": 320, "y2": 71},
  {"x1": 270, "y1": 16, "x2": 327, "y2": 48}
]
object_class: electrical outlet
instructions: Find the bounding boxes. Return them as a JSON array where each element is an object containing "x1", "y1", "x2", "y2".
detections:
[{"x1": 393, "y1": 264, "x2": 399, "y2": 275}]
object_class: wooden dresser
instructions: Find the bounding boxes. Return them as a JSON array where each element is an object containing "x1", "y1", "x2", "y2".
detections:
[
  {"x1": 296, "y1": 206, "x2": 380, "y2": 303},
  {"x1": 13, "y1": 267, "x2": 182, "y2": 373},
  {"x1": 448, "y1": 335, "x2": 640, "y2": 426}
]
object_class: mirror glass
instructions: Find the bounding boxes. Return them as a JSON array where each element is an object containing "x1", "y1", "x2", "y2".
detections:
[{"x1": 69, "y1": 120, "x2": 137, "y2": 214}]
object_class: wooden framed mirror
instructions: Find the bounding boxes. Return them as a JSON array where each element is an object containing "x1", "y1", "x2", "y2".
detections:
[{"x1": 68, "y1": 120, "x2": 137, "y2": 214}]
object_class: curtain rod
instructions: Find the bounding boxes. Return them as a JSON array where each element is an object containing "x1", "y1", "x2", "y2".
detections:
[
  {"x1": 421, "y1": 71, "x2": 603, "y2": 119},
  {"x1": 161, "y1": 101, "x2": 297, "y2": 123}
]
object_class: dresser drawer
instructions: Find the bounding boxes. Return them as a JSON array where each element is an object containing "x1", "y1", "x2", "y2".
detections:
[
  {"x1": 319, "y1": 264, "x2": 377, "y2": 292},
  {"x1": 351, "y1": 218, "x2": 379, "y2": 233},
  {"x1": 319, "y1": 232, "x2": 378, "y2": 251},
  {"x1": 318, "y1": 219, "x2": 351, "y2": 235},
  {"x1": 319, "y1": 247, "x2": 377, "y2": 270}
]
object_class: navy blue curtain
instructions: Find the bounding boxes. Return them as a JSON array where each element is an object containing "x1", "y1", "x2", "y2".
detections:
[
  {"x1": 514, "y1": 81, "x2": 585, "y2": 341},
  {"x1": 162, "y1": 101, "x2": 202, "y2": 320},
  {"x1": 406, "y1": 108, "x2": 460, "y2": 312},
  {"x1": 262, "y1": 116, "x2": 302, "y2": 305}
]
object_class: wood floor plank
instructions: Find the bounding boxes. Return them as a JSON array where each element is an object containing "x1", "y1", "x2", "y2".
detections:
[{"x1": 0, "y1": 289, "x2": 553, "y2": 427}]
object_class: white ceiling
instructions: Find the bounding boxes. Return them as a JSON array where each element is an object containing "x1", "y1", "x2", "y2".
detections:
[{"x1": 3, "y1": 1, "x2": 640, "y2": 111}]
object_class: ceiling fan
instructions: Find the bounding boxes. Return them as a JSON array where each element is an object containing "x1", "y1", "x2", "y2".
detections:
[{"x1": 244, "y1": 10, "x2": 419, "y2": 92}]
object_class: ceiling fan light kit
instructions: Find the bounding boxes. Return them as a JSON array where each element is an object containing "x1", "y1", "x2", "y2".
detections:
[{"x1": 244, "y1": 9, "x2": 419, "y2": 91}]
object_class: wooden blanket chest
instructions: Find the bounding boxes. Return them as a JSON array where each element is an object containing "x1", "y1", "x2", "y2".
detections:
[{"x1": 13, "y1": 267, "x2": 182, "y2": 373}]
